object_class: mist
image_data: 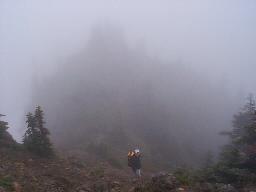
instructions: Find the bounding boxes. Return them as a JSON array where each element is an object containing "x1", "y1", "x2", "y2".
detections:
[{"x1": 1, "y1": 0, "x2": 256, "y2": 167}]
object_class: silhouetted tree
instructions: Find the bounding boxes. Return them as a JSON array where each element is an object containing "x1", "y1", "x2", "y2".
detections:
[
  {"x1": 0, "y1": 114, "x2": 8, "y2": 138},
  {"x1": 203, "y1": 150, "x2": 214, "y2": 168},
  {"x1": 218, "y1": 95, "x2": 256, "y2": 182},
  {"x1": 23, "y1": 106, "x2": 54, "y2": 157}
]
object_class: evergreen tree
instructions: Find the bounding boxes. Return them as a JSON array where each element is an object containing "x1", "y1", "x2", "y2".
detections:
[
  {"x1": 0, "y1": 114, "x2": 16, "y2": 147},
  {"x1": 210, "y1": 95, "x2": 256, "y2": 184},
  {"x1": 23, "y1": 112, "x2": 38, "y2": 153},
  {"x1": 0, "y1": 114, "x2": 8, "y2": 138},
  {"x1": 220, "y1": 94, "x2": 256, "y2": 170},
  {"x1": 23, "y1": 106, "x2": 54, "y2": 157},
  {"x1": 203, "y1": 150, "x2": 214, "y2": 168},
  {"x1": 232, "y1": 94, "x2": 256, "y2": 145}
]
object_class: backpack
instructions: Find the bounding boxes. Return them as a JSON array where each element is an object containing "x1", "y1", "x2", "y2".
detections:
[{"x1": 127, "y1": 151, "x2": 135, "y2": 167}]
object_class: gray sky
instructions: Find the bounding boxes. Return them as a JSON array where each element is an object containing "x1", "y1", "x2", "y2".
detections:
[{"x1": 1, "y1": 0, "x2": 256, "y2": 140}]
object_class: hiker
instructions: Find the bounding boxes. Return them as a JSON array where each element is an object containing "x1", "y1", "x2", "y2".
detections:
[{"x1": 128, "y1": 149, "x2": 141, "y2": 178}]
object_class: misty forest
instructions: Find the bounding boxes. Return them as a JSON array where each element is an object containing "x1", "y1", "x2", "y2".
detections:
[{"x1": 1, "y1": 1, "x2": 256, "y2": 192}]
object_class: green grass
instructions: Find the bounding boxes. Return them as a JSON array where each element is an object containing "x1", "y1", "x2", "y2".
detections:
[{"x1": 0, "y1": 176, "x2": 14, "y2": 191}]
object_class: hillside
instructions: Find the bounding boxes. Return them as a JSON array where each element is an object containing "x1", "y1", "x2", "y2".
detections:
[
  {"x1": 2, "y1": 146, "x2": 256, "y2": 192},
  {"x1": 1, "y1": 123, "x2": 256, "y2": 192},
  {"x1": 0, "y1": 145, "x2": 135, "y2": 192},
  {"x1": 1, "y1": 113, "x2": 256, "y2": 192}
]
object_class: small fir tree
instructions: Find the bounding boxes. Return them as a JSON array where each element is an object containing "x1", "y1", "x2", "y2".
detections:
[
  {"x1": 220, "y1": 94, "x2": 256, "y2": 170},
  {"x1": 23, "y1": 106, "x2": 54, "y2": 157},
  {"x1": 0, "y1": 114, "x2": 8, "y2": 138}
]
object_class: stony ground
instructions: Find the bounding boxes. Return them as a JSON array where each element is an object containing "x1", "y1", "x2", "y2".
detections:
[
  {"x1": 0, "y1": 147, "x2": 137, "y2": 192},
  {"x1": 1, "y1": 148, "x2": 256, "y2": 192}
]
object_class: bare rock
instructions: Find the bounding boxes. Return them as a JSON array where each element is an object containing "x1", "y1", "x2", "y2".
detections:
[
  {"x1": 0, "y1": 187, "x2": 6, "y2": 192},
  {"x1": 13, "y1": 182, "x2": 22, "y2": 192},
  {"x1": 134, "y1": 172, "x2": 177, "y2": 192}
]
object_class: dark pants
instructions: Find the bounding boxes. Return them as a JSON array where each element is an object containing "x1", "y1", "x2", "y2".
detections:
[{"x1": 131, "y1": 167, "x2": 141, "y2": 177}]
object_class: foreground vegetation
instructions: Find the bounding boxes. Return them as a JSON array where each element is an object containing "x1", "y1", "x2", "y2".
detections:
[
  {"x1": 1, "y1": 95, "x2": 256, "y2": 191},
  {"x1": 166, "y1": 95, "x2": 256, "y2": 190}
]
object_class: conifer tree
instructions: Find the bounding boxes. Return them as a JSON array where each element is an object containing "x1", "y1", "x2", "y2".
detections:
[
  {"x1": 220, "y1": 94, "x2": 256, "y2": 170},
  {"x1": 0, "y1": 114, "x2": 8, "y2": 138},
  {"x1": 23, "y1": 106, "x2": 54, "y2": 157},
  {"x1": 23, "y1": 112, "x2": 38, "y2": 153}
]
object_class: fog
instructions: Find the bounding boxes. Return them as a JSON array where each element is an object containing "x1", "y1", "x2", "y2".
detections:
[{"x1": 1, "y1": 0, "x2": 256, "y2": 167}]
